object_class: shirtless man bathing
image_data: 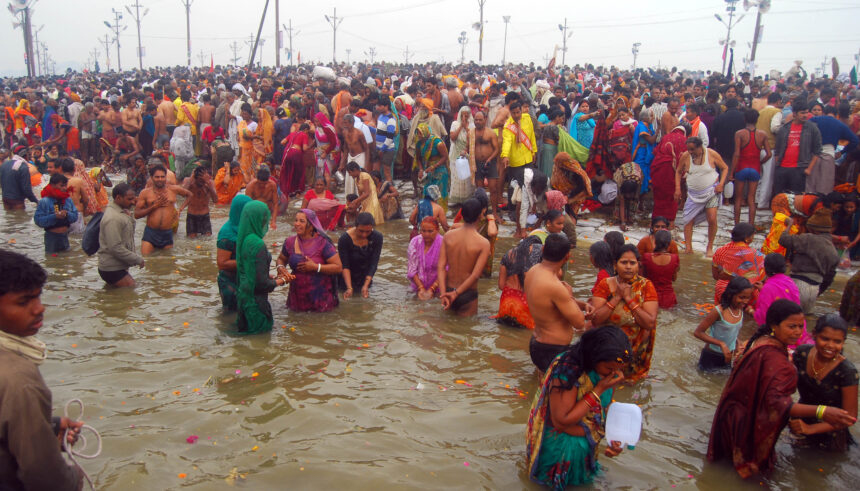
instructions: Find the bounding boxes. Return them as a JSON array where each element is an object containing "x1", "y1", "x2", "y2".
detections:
[
  {"x1": 524, "y1": 233, "x2": 587, "y2": 376},
  {"x1": 473, "y1": 110, "x2": 501, "y2": 218},
  {"x1": 340, "y1": 114, "x2": 369, "y2": 197},
  {"x1": 182, "y1": 165, "x2": 218, "y2": 238},
  {"x1": 438, "y1": 198, "x2": 491, "y2": 316},
  {"x1": 135, "y1": 165, "x2": 191, "y2": 255},
  {"x1": 245, "y1": 165, "x2": 279, "y2": 230}
]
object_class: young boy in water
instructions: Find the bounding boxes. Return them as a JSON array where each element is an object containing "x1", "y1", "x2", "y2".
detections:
[{"x1": 0, "y1": 249, "x2": 83, "y2": 489}]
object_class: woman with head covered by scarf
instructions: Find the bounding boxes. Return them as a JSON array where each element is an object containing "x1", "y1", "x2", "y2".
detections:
[
  {"x1": 216, "y1": 195, "x2": 252, "y2": 311},
  {"x1": 236, "y1": 200, "x2": 291, "y2": 334},
  {"x1": 313, "y1": 112, "x2": 339, "y2": 184},
  {"x1": 414, "y1": 123, "x2": 450, "y2": 212},
  {"x1": 276, "y1": 209, "x2": 343, "y2": 312},
  {"x1": 526, "y1": 325, "x2": 631, "y2": 489}
]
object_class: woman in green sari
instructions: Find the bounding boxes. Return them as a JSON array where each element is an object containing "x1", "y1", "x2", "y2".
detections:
[
  {"x1": 415, "y1": 123, "x2": 450, "y2": 212},
  {"x1": 216, "y1": 195, "x2": 252, "y2": 310},
  {"x1": 236, "y1": 200, "x2": 291, "y2": 334}
]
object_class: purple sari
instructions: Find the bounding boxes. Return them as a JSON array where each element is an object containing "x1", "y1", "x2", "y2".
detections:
[
  {"x1": 283, "y1": 209, "x2": 339, "y2": 312},
  {"x1": 407, "y1": 233, "x2": 442, "y2": 291}
]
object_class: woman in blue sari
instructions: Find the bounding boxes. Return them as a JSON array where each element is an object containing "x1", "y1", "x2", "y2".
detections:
[{"x1": 632, "y1": 109, "x2": 657, "y2": 195}]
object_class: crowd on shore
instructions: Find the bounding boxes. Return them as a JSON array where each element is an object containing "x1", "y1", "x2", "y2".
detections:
[{"x1": 1, "y1": 60, "x2": 860, "y2": 489}]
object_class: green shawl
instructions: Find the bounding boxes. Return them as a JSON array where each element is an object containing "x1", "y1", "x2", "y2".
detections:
[
  {"x1": 217, "y1": 194, "x2": 252, "y2": 246},
  {"x1": 236, "y1": 200, "x2": 272, "y2": 334},
  {"x1": 558, "y1": 128, "x2": 590, "y2": 164}
]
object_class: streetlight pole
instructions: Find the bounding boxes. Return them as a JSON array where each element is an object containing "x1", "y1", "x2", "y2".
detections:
[
  {"x1": 502, "y1": 16, "x2": 510, "y2": 65},
  {"x1": 715, "y1": 0, "x2": 744, "y2": 74},
  {"x1": 181, "y1": 0, "x2": 193, "y2": 67},
  {"x1": 477, "y1": 0, "x2": 485, "y2": 64},
  {"x1": 324, "y1": 8, "x2": 343, "y2": 64},
  {"x1": 558, "y1": 18, "x2": 571, "y2": 68},
  {"x1": 632, "y1": 42, "x2": 641, "y2": 70},
  {"x1": 458, "y1": 31, "x2": 468, "y2": 65},
  {"x1": 104, "y1": 8, "x2": 125, "y2": 72}
]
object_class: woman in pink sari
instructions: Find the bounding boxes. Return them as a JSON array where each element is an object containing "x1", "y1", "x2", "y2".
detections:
[
  {"x1": 754, "y1": 253, "x2": 811, "y2": 348},
  {"x1": 407, "y1": 216, "x2": 443, "y2": 300}
]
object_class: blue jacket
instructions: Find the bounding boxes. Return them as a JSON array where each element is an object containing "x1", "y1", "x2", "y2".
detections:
[
  {"x1": 0, "y1": 158, "x2": 38, "y2": 203},
  {"x1": 809, "y1": 115, "x2": 858, "y2": 155},
  {"x1": 34, "y1": 195, "x2": 78, "y2": 230}
]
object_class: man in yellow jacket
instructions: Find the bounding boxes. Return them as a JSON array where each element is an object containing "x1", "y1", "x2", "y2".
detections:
[{"x1": 500, "y1": 100, "x2": 536, "y2": 216}]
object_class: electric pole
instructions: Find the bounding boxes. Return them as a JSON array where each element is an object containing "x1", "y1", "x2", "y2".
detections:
[
  {"x1": 458, "y1": 31, "x2": 468, "y2": 65},
  {"x1": 501, "y1": 16, "x2": 510, "y2": 65},
  {"x1": 40, "y1": 42, "x2": 48, "y2": 75},
  {"x1": 9, "y1": 1, "x2": 36, "y2": 77},
  {"x1": 32, "y1": 24, "x2": 44, "y2": 76},
  {"x1": 90, "y1": 48, "x2": 100, "y2": 71},
  {"x1": 324, "y1": 8, "x2": 343, "y2": 63},
  {"x1": 345, "y1": 49, "x2": 351, "y2": 64},
  {"x1": 476, "y1": 0, "x2": 486, "y2": 64},
  {"x1": 125, "y1": 0, "x2": 149, "y2": 70},
  {"x1": 247, "y1": 0, "x2": 270, "y2": 69},
  {"x1": 274, "y1": 0, "x2": 280, "y2": 68},
  {"x1": 364, "y1": 47, "x2": 376, "y2": 64},
  {"x1": 181, "y1": 0, "x2": 193, "y2": 67},
  {"x1": 100, "y1": 34, "x2": 112, "y2": 71},
  {"x1": 558, "y1": 18, "x2": 571, "y2": 68},
  {"x1": 197, "y1": 50, "x2": 206, "y2": 66},
  {"x1": 715, "y1": 0, "x2": 744, "y2": 74},
  {"x1": 632, "y1": 42, "x2": 641, "y2": 70},
  {"x1": 283, "y1": 20, "x2": 299, "y2": 66},
  {"x1": 745, "y1": 0, "x2": 771, "y2": 76},
  {"x1": 403, "y1": 46, "x2": 411, "y2": 64},
  {"x1": 104, "y1": 8, "x2": 126, "y2": 72},
  {"x1": 229, "y1": 41, "x2": 242, "y2": 66}
]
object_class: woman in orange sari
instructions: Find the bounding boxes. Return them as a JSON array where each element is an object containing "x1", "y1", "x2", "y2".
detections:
[
  {"x1": 589, "y1": 244, "x2": 659, "y2": 383},
  {"x1": 253, "y1": 108, "x2": 274, "y2": 164},
  {"x1": 237, "y1": 103, "x2": 257, "y2": 184}
]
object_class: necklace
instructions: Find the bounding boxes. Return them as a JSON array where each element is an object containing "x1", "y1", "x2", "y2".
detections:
[
  {"x1": 726, "y1": 306, "x2": 741, "y2": 318},
  {"x1": 811, "y1": 348, "x2": 837, "y2": 379}
]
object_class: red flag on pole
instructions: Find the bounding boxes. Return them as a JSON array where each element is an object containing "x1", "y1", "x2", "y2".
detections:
[{"x1": 209, "y1": 53, "x2": 214, "y2": 73}]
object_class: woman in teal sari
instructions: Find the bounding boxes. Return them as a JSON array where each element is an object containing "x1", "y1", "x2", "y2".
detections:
[
  {"x1": 216, "y1": 195, "x2": 252, "y2": 310},
  {"x1": 526, "y1": 325, "x2": 631, "y2": 489},
  {"x1": 415, "y1": 123, "x2": 450, "y2": 211},
  {"x1": 236, "y1": 200, "x2": 291, "y2": 334}
]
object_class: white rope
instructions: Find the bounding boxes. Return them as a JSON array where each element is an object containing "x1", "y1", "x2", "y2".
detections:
[{"x1": 62, "y1": 399, "x2": 102, "y2": 490}]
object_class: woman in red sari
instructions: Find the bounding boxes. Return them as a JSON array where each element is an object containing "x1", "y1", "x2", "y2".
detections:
[
  {"x1": 301, "y1": 176, "x2": 345, "y2": 231},
  {"x1": 707, "y1": 300, "x2": 856, "y2": 479},
  {"x1": 650, "y1": 124, "x2": 689, "y2": 227}
]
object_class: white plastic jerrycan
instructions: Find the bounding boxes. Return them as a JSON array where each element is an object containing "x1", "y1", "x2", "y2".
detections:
[{"x1": 605, "y1": 402, "x2": 642, "y2": 450}]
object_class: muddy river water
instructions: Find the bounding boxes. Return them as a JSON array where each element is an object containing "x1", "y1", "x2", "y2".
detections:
[{"x1": 1, "y1": 192, "x2": 857, "y2": 490}]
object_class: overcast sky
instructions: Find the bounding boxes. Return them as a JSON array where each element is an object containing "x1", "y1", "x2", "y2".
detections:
[{"x1": 3, "y1": 0, "x2": 859, "y2": 77}]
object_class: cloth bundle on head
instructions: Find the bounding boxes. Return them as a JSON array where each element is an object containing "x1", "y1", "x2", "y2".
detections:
[
  {"x1": 418, "y1": 98, "x2": 433, "y2": 111},
  {"x1": 545, "y1": 190, "x2": 566, "y2": 211},
  {"x1": 805, "y1": 207, "x2": 832, "y2": 233},
  {"x1": 425, "y1": 184, "x2": 442, "y2": 201}
]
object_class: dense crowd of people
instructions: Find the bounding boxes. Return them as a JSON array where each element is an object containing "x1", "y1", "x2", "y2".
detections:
[{"x1": 1, "y1": 59, "x2": 860, "y2": 489}]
